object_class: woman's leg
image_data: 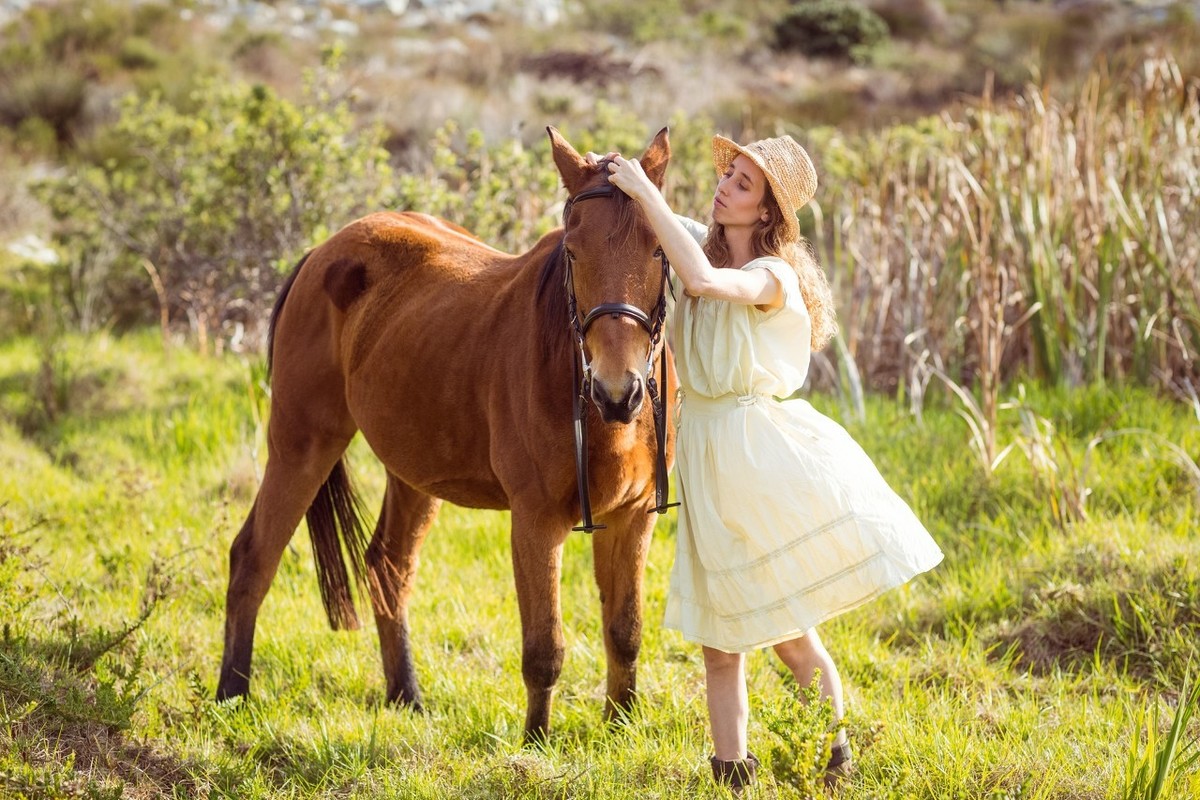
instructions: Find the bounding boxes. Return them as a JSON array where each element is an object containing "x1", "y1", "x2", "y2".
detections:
[
  {"x1": 771, "y1": 628, "x2": 847, "y2": 747},
  {"x1": 702, "y1": 645, "x2": 749, "y2": 760}
]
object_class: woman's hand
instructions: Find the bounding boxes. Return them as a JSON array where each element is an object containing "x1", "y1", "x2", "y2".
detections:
[
  {"x1": 605, "y1": 155, "x2": 657, "y2": 204},
  {"x1": 584, "y1": 151, "x2": 620, "y2": 166}
]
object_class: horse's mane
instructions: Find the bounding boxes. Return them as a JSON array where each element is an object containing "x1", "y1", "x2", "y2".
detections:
[{"x1": 534, "y1": 174, "x2": 653, "y2": 361}]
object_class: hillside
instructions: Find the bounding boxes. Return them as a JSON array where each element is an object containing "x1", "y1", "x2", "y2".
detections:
[{"x1": 2, "y1": 0, "x2": 1198, "y2": 156}]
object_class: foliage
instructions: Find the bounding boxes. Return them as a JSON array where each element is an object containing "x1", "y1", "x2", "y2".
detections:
[
  {"x1": 0, "y1": 502, "x2": 155, "y2": 800},
  {"x1": 1122, "y1": 671, "x2": 1200, "y2": 800},
  {"x1": 0, "y1": 0, "x2": 188, "y2": 146},
  {"x1": 34, "y1": 52, "x2": 393, "y2": 350},
  {"x1": 807, "y1": 55, "x2": 1200, "y2": 415},
  {"x1": 760, "y1": 674, "x2": 840, "y2": 796},
  {"x1": 773, "y1": 0, "x2": 890, "y2": 62},
  {"x1": 866, "y1": 0, "x2": 947, "y2": 40},
  {"x1": 0, "y1": 65, "x2": 87, "y2": 147}
]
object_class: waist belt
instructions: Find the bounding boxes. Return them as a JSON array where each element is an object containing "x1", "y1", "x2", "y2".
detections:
[{"x1": 682, "y1": 391, "x2": 774, "y2": 416}]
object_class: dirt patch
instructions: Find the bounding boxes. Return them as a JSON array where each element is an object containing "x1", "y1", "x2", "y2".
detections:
[
  {"x1": 518, "y1": 49, "x2": 661, "y2": 87},
  {"x1": 4, "y1": 718, "x2": 203, "y2": 799}
]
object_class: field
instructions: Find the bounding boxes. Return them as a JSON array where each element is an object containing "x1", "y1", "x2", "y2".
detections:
[
  {"x1": 2, "y1": 2, "x2": 1200, "y2": 797},
  {"x1": 2, "y1": 331, "x2": 1198, "y2": 799}
]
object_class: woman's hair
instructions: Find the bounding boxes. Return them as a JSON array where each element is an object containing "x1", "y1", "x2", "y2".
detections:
[{"x1": 702, "y1": 188, "x2": 838, "y2": 352}]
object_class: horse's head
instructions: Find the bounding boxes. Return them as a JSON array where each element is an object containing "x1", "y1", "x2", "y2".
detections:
[{"x1": 547, "y1": 126, "x2": 671, "y2": 425}]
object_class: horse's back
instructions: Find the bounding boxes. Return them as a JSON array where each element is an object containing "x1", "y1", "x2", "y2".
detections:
[
  {"x1": 279, "y1": 210, "x2": 513, "y2": 329},
  {"x1": 328, "y1": 210, "x2": 505, "y2": 277}
]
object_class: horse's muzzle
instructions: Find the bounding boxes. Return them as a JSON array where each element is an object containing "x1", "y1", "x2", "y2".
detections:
[{"x1": 591, "y1": 372, "x2": 645, "y2": 424}]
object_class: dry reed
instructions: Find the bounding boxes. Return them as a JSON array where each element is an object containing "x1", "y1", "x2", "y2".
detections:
[{"x1": 809, "y1": 54, "x2": 1200, "y2": 405}]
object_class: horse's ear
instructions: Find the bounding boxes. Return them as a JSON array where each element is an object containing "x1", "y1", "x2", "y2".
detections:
[
  {"x1": 640, "y1": 126, "x2": 671, "y2": 189},
  {"x1": 547, "y1": 126, "x2": 589, "y2": 196}
]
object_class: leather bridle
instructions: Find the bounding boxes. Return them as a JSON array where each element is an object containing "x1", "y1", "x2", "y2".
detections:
[{"x1": 561, "y1": 181, "x2": 679, "y2": 532}]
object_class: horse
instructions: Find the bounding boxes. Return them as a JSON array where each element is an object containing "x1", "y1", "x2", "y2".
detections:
[{"x1": 216, "y1": 127, "x2": 677, "y2": 742}]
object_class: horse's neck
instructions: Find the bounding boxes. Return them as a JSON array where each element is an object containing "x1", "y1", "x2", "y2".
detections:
[{"x1": 514, "y1": 228, "x2": 574, "y2": 366}]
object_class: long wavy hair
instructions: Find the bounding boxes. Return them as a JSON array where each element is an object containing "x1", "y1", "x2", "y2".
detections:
[{"x1": 701, "y1": 188, "x2": 837, "y2": 352}]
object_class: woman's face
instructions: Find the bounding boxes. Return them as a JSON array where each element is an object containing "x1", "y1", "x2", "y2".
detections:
[{"x1": 712, "y1": 154, "x2": 768, "y2": 229}]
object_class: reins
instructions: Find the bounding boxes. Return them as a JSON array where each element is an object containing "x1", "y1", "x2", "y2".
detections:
[{"x1": 561, "y1": 181, "x2": 679, "y2": 533}]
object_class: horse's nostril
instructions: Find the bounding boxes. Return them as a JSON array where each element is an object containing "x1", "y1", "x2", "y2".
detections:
[
  {"x1": 590, "y1": 380, "x2": 610, "y2": 408},
  {"x1": 590, "y1": 375, "x2": 645, "y2": 422},
  {"x1": 625, "y1": 379, "x2": 644, "y2": 411}
]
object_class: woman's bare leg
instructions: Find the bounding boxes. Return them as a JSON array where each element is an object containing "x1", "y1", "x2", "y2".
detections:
[
  {"x1": 772, "y1": 628, "x2": 848, "y2": 748},
  {"x1": 702, "y1": 646, "x2": 749, "y2": 760}
]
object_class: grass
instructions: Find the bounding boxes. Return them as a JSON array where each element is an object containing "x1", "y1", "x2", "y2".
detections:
[{"x1": 1, "y1": 330, "x2": 1198, "y2": 798}]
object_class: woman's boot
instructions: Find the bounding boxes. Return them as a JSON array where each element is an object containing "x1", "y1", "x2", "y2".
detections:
[
  {"x1": 710, "y1": 751, "x2": 760, "y2": 795},
  {"x1": 823, "y1": 742, "x2": 853, "y2": 789}
]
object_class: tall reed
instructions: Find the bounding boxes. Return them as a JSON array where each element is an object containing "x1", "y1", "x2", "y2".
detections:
[{"x1": 810, "y1": 54, "x2": 1200, "y2": 400}]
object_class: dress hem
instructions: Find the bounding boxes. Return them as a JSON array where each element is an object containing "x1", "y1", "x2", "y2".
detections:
[{"x1": 663, "y1": 551, "x2": 943, "y2": 653}]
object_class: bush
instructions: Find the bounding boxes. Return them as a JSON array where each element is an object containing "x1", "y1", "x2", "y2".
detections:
[
  {"x1": 773, "y1": 0, "x2": 890, "y2": 62},
  {"x1": 35, "y1": 52, "x2": 394, "y2": 350},
  {"x1": 867, "y1": 0, "x2": 947, "y2": 39},
  {"x1": 117, "y1": 36, "x2": 163, "y2": 70},
  {"x1": 0, "y1": 66, "x2": 87, "y2": 144}
]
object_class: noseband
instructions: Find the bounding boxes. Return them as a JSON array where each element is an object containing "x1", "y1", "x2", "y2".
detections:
[{"x1": 562, "y1": 181, "x2": 679, "y2": 533}]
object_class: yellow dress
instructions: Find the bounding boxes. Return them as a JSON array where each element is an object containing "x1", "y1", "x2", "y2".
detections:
[{"x1": 663, "y1": 219, "x2": 943, "y2": 652}]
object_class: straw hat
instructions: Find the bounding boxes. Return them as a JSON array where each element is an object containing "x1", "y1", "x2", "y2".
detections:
[{"x1": 712, "y1": 134, "x2": 817, "y2": 241}]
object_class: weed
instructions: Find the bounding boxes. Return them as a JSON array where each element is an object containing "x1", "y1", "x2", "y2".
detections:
[
  {"x1": 760, "y1": 673, "x2": 842, "y2": 796},
  {"x1": 1120, "y1": 669, "x2": 1200, "y2": 800}
]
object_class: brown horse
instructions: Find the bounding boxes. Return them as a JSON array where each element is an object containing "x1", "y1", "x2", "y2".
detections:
[{"x1": 216, "y1": 128, "x2": 677, "y2": 741}]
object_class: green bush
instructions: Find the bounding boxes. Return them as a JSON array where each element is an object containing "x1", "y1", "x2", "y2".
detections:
[
  {"x1": 773, "y1": 0, "x2": 890, "y2": 61},
  {"x1": 0, "y1": 66, "x2": 87, "y2": 143},
  {"x1": 0, "y1": 0, "x2": 132, "y2": 74},
  {"x1": 35, "y1": 53, "x2": 393, "y2": 349},
  {"x1": 117, "y1": 36, "x2": 163, "y2": 70}
]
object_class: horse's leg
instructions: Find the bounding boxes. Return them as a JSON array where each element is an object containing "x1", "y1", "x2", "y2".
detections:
[
  {"x1": 367, "y1": 473, "x2": 441, "y2": 710},
  {"x1": 591, "y1": 505, "x2": 656, "y2": 722},
  {"x1": 510, "y1": 507, "x2": 570, "y2": 743},
  {"x1": 217, "y1": 428, "x2": 353, "y2": 701}
]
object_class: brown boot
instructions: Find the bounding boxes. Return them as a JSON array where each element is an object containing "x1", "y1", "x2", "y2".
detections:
[
  {"x1": 710, "y1": 750, "x2": 760, "y2": 795},
  {"x1": 823, "y1": 742, "x2": 853, "y2": 790}
]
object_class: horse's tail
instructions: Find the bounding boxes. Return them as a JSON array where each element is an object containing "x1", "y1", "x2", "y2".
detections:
[
  {"x1": 306, "y1": 458, "x2": 372, "y2": 631},
  {"x1": 268, "y1": 250, "x2": 371, "y2": 630}
]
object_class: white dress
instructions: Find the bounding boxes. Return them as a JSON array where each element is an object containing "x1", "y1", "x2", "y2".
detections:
[{"x1": 663, "y1": 218, "x2": 943, "y2": 653}]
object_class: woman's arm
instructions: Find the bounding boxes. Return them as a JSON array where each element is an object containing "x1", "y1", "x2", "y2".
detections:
[{"x1": 605, "y1": 155, "x2": 781, "y2": 308}]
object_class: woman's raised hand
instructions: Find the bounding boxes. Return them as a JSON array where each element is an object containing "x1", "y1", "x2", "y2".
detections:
[
  {"x1": 605, "y1": 155, "x2": 655, "y2": 203},
  {"x1": 584, "y1": 151, "x2": 621, "y2": 166}
]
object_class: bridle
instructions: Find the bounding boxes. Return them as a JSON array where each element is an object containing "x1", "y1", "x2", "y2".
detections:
[{"x1": 561, "y1": 181, "x2": 679, "y2": 533}]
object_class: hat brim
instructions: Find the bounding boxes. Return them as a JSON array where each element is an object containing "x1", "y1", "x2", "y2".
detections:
[{"x1": 711, "y1": 134, "x2": 806, "y2": 241}]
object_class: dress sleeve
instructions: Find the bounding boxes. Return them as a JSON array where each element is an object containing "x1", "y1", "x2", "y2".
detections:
[
  {"x1": 742, "y1": 257, "x2": 807, "y2": 324},
  {"x1": 675, "y1": 215, "x2": 708, "y2": 245}
]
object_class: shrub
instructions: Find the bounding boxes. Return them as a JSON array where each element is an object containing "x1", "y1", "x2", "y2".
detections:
[
  {"x1": 773, "y1": 0, "x2": 890, "y2": 62},
  {"x1": 867, "y1": 0, "x2": 948, "y2": 39},
  {"x1": 0, "y1": 0, "x2": 130, "y2": 74},
  {"x1": 0, "y1": 66, "x2": 87, "y2": 144},
  {"x1": 117, "y1": 36, "x2": 163, "y2": 70},
  {"x1": 35, "y1": 53, "x2": 394, "y2": 350}
]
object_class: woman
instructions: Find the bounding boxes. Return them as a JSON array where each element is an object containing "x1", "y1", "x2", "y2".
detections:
[{"x1": 598, "y1": 135, "x2": 943, "y2": 792}]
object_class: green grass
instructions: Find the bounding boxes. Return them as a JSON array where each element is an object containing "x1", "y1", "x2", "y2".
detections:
[{"x1": 1, "y1": 331, "x2": 1199, "y2": 798}]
